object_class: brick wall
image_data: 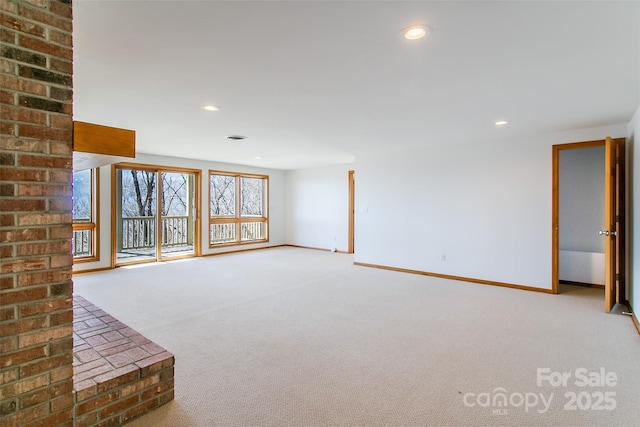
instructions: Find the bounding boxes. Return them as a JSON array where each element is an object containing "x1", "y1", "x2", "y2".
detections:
[{"x1": 0, "y1": 1, "x2": 74, "y2": 426}]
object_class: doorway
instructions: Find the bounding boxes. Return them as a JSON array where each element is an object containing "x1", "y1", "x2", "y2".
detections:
[
  {"x1": 552, "y1": 138, "x2": 625, "y2": 312},
  {"x1": 112, "y1": 163, "x2": 201, "y2": 266}
]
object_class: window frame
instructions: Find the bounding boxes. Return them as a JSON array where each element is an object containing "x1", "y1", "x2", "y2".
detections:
[
  {"x1": 72, "y1": 168, "x2": 100, "y2": 263},
  {"x1": 208, "y1": 170, "x2": 269, "y2": 247},
  {"x1": 111, "y1": 162, "x2": 203, "y2": 267}
]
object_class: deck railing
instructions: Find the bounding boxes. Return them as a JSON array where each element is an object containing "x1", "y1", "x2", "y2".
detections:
[
  {"x1": 241, "y1": 221, "x2": 264, "y2": 242},
  {"x1": 210, "y1": 221, "x2": 264, "y2": 244},
  {"x1": 210, "y1": 223, "x2": 236, "y2": 244},
  {"x1": 161, "y1": 216, "x2": 191, "y2": 247},
  {"x1": 72, "y1": 229, "x2": 92, "y2": 257},
  {"x1": 120, "y1": 216, "x2": 191, "y2": 250},
  {"x1": 119, "y1": 217, "x2": 264, "y2": 250}
]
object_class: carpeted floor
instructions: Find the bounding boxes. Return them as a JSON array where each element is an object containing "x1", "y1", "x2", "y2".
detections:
[{"x1": 73, "y1": 247, "x2": 640, "y2": 426}]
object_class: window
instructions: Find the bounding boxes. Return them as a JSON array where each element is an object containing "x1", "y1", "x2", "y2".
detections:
[
  {"x1": 209, "y1": 171, "x2": 268, "y2": 246},
  {"x1": 72, "y1": 168, "x2": 99, "y2": 261}
]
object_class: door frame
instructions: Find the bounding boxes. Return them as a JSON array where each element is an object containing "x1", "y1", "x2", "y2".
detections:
[
  {"x1": 111, "y1": 162, "x2": 202, "y2": 267},
  {"x1": 348, "y1": 170, "x2": 355, "y2": 254},
  {"x1": 551, "y1": 138, "x2": 626, "y2": 307}
]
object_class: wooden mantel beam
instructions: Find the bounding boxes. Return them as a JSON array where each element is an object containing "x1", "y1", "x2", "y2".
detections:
[
  {"x1": 72, "y1": 121, "x2": 136, "y2": 171},
  {"x1": 73, "y1": 121, "x2": 136, "y2": 157}
]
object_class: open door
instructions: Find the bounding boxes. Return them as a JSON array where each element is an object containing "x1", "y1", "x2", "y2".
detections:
[
  {"x1": 552, "y1": 137, "x2": 625, "y2": 313},
  {"x1": 602, "y1": 136, "x2": 625, "y2": 312}
]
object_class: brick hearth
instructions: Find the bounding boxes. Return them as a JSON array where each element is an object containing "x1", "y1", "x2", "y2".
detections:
[{"x1": 72, "y1": 296, "x2": 174, "y2": 426}]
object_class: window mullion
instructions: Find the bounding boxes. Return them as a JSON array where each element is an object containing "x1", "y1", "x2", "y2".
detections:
[{"x1": 235, "y1": 175, "x2": 241, "y2": 243}]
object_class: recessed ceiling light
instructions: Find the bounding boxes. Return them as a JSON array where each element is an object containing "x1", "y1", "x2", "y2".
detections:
[
  {"x1": 254, "y1": 156, "x2": 262, "y2": 160},
  {"x1": 495, "y1": 120, "x2": 508, "y2": 126},
  {"x1": 202, "y1": 105, "x2": 219, "y2": 111},
  {"x1": 226, "y1": 135, "x2": 247, "y2": 141},
  {"x1": 403, "y1": 25, "x2": 430, "y2": 40}
]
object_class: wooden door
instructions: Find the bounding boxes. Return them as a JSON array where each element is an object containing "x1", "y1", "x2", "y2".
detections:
[{"x1": 603, "y1": 136, "x2": 618, "y2": 312}]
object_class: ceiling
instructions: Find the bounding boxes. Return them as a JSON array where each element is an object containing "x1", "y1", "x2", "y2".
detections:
[{"x1": 73, "y1": 1, "x2": 639, "y2": 170}]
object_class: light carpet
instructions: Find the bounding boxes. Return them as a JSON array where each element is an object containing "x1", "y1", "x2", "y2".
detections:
[{"x1": 73, "y1": 247, "x2": 640, "y2": 426}]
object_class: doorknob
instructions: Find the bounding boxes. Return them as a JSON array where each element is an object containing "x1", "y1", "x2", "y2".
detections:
[{"x1": 599, "y1": 230, "x2": 617, "y2": 236}]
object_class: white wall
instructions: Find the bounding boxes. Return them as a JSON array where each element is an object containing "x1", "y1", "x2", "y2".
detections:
[
  {"x1": 559, "y1": 146, "x2": 605, "y2": 253},
  {"x1": 74, "y1": 120, "x2": 636, "y2": 294},
  {"x1": 285, "y1": 164, "x2": 353, "y2": 252},
  {"x1": 630, "y1": 105, "x2": 640, "y2": 311},
  {"x1": 73, "y1": 153, "x2": 286, "y2": 272},
  {"x1": 354, "y1": 124, "x2": 627, "y2": 290}
]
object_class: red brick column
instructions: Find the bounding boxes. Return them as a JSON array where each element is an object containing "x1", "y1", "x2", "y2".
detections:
[{"x1": 0, "y1": 1, "x2": 74, "y2": 425}]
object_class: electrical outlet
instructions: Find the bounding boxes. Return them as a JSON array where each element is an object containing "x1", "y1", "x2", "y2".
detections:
[{"x1": 440, "y1": 253, "x2": 446, "y2": 262}]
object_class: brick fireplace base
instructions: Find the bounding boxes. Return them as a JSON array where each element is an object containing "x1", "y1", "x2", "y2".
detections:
[{"x1": 72, "y1": 296, "x2": 174, "y2": 426}]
